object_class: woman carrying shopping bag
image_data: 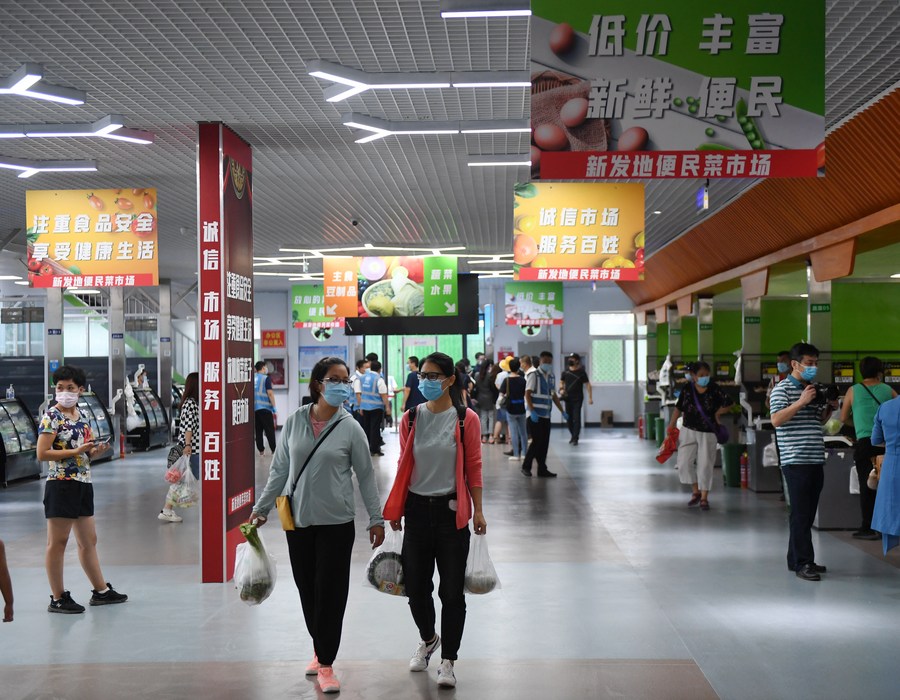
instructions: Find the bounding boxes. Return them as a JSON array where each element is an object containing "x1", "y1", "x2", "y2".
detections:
[
  {"x1": 158, "y1": 372, "x2": 199, "y2": 523},
  {"x1": 383, "y1": 352, "x2": 487, "y2": 689},
  {"x1": 248, "y1": 356, "x2": 385, "y2": 694}
]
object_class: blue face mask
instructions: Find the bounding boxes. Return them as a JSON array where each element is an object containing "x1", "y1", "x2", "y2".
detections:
[
  {"x1": 800, "y1": 366, "x2": 818, "y2": 382},
  {"x1": 776, "y1": 362, "x2": 789, "y2": 374},
  {"x1": 322, "y1": 382, "x2": 353, "y2": 407},
  {"x1": 540, "y1": 363, "x2": 553, "y2": 374},
  {"x1": 419, "y1": 379, "x2": 446, "y2": 401},
  {"x1": 696, "y1": 376, "x2": 710, "y2": 387}
]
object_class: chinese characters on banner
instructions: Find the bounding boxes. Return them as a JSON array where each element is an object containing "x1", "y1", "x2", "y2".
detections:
[
  {"x1": 505, "y1": 282, "x2": 564, "y2": 325},
  {"x1": 323, "y1": 255, "x2": 458, "y2": 318},
  {"x1": 261, "y1": 330, "x2": 286, "y2": 348},
  {"x1": 25, "y1": 188, "x2": 159, "y2": 288},
  {"x1": 197, "y1": 122, "x2": 255, "y2": 583},
  {"x1": 291, "y1": 283, "x2": 345, "y2": 329},
  {"x1": 513, "y1": 182, "x2": 645, "y2": 281},
  {"x1": 530, "y1": 1, "x2": 825, "y2": 179}
]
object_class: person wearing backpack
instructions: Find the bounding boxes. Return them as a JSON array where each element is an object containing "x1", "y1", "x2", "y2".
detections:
[
  {"x1": 383, "y1": 352, "x2": 486, "y2": 689},
  {"x1": 840, "y1": 357, "x2": 897, "y2": 540}
]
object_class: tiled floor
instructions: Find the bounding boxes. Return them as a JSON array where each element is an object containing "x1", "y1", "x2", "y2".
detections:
[{"x1": 1, "y1": 425, "x2": 898, "y2": 699}]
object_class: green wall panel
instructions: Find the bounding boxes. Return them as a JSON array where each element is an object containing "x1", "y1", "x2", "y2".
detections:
[
  {"x1": 656, "y1": 322, "x2": 669, "y2": 359},
  {"x1": 832, "y1": 283, "x2": 900, "y2": 352},
  {"x1": 761, "y1": 299, "x2": 807, "y2": 354},
  {"x1": 680, "y1": 316, "x2": 699, "y2": 359},
  {"x1": 713, "y1": 309, "x2": 742, "y2": 356}
]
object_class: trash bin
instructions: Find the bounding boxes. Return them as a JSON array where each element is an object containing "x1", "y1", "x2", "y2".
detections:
[
  {"x1": 646, "y1": 412, "x2": 659, "y2": 441},
  {"x1": 722, "y1": 444, "x2": 744, "y2": 487},
  {"x1": 654, "y1": 417, "x2": 666, "y2": 448}
]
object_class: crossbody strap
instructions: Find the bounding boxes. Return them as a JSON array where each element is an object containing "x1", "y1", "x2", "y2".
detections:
[
  {"x1": 287, "y1": 416, "x2": 345, "y2": 498},
  {"x1": 860, "y1": 383, "x2": 883, "y2": 406},
  {"x1": 690, "y1": 386, "x2": 718, "y2": 432}
]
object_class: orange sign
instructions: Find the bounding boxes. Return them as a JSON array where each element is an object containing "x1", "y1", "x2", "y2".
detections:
[
  {"x1": 25, "y1": 188, "x2": 159, "y2": 288},
  {"x1": 261, "y1": 330, "x2": 285, "y2": 348},
  {"x1": 322, "y1": 258, "x2": 359, "y2": 318}
]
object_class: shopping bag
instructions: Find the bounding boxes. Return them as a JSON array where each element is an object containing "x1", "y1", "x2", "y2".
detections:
[
  {"x1": 167, "y1": 461, "x2": 199, "y2": 508},
  {"x1": 164, "y1": 455, "x2": 190, "y2": 484},
  {"x1": 762, "y1": 442, "x2": 780, "y2": 468},
  {"x1": 849, "y1": 466, "x2": 860, "y2": 495},
  {"x1": 465, "y1": 533, "x2": 501, "y2": 595},
  {"x1": 655, "y1": 427, "x2": 679, "y2": 464},
  {"x1": 234, "y1": 523, "x2": 277, "y2": 606},
  {"x1": 366, "y1": 527, "x2": 406, "y2": 596}
]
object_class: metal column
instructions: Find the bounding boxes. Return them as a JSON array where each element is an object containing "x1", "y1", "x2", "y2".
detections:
[
  {"x1": 807, "y1": 268, "x2": 832, "y2": 380},
  {"x1": 109, "y1": 288, "x2": 126, "y2": 452},
  {"x1": 44, "y1": 289, "x2": 64, "y2": 401},
  {"x1": 158, "y1": 281, "x2": 173, "y2": 423},
  {"x1": 742, "y1": 296, "x2": 762, "y2": 382},
  {"x1": 698, "y1": 297, "x2": 714, "y2": 361}
]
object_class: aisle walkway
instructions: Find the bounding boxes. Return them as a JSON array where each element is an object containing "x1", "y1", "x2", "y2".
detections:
[{"x1": 1, "y1": 427, "x2": 898, "y2": 699}]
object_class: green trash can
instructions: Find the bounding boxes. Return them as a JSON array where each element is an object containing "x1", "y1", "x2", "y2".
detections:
[
  {"x1": 646, "y1": 412, "x2": 659, "y2": 441},
  {"x1": 722, "y1": 444, "x2": 743, "y2": 487},
  {"x1": 654, "y1": 417, "x2": 666, "y2": 448}
]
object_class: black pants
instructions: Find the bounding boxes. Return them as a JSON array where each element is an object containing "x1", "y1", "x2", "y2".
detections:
[
  {"x1": 564, "y1": 399, "x2": 583, "y2": 440},
  {"x1": 854, "y1": 438, "x2": 885, "y2": 531},
  {"x1": 361, "y1": 408, "x2": 384, "y2": 453},
  {"x1": 523, "y1": 417, "x2": 551, "y2": 474},
  {"x1": 781, "y1": 463, "x2": 825, "y2": 571},
  {"x1": 402, "y1": 493, "x2": 470, "y2": 661},
  {"x1": 255, "y1": 410, "x2": 276, "y2": 453},
  {"x1": 285, "y1": 521, "x2": 355, "y2": 666}
]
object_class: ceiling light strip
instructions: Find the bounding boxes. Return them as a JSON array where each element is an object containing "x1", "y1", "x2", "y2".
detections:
[
  {"x1": 0, "y1": 63, "x2": 86, "y2": 105},
  {"x1": 439, "y1": 0, "x2": 531, "y2": 18},
  {"x1": 342, "y1": 112, "x2": 528, "y2": 143},
  {"x1": 0, "y1": 114, "x2": 154, "y2": 143}
]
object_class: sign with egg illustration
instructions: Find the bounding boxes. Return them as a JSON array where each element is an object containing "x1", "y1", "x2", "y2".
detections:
[
  {"x1": 513, "y1": 182, "x2": 645, "y2": 281},
  {"x1": 530, "y1": 1, "x2": 825, "y2": 180}
]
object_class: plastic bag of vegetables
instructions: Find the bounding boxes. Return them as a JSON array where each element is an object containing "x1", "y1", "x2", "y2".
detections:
[
  {"x1": 366, "y1": 527, "x2": 406, "y2": 596},
  {"x1": 464, "y1": 533, "x2": 500, "y2": 595},
  {"x1": 234, "y1": 522, "x2": 277, "y2": 606}
]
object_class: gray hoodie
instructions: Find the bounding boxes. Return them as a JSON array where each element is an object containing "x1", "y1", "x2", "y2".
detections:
[{"x1": 253, "y1": 405, "x2": 383, "y2": 529}]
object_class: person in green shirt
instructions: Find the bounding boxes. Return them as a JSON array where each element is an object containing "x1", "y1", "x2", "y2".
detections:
[{"x1": 840, "y1": 356, "x2": 897, "y2": 540}]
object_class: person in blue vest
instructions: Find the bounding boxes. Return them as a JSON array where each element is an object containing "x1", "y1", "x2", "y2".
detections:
[
  {"x1": 522, "y1": 351, "x2": 567, "y2": 478},
  {"x1": 254, "y1": 361, "x2": 277, "y2": 457},
  {"x1": 355, "y1": 360, "x2": 391, "y2": 456}
]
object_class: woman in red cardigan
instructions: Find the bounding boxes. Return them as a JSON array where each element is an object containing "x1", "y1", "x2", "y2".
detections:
[{"x1": 384, "y1": 352, "x2": 486, "y2": 689}]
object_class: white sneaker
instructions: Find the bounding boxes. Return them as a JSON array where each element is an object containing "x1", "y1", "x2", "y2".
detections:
[
  {"x1": 437, "y1": 659, "x2": 456, "y2": 688},
  {"x1": 409, "y1": 635, "x2": 441, "y2": 672},
  {"x1": 158, "y1": 510, "x2": 183, "y2": 523},
  {"x1": 508, "y1": 455, "x2": 520, "y2": 461}
]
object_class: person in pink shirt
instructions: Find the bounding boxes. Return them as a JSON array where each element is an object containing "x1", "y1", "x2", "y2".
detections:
[{"x1": 384, "y1": 352, "x2": 486, "y2": 690}]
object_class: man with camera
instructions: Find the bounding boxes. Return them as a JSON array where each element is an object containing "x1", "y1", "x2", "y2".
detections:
[{"x1": 770, "y1": 342, "x2": 839, "y2": 581}]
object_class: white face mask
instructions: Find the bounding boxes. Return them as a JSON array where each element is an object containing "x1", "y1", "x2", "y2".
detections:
[{"x1": 55, "y1": 391, "x2": 80, "y2": 408}]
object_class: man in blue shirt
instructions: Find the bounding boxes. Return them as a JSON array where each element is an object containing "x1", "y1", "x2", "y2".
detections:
[
  {"x1": 403, "y1": 356, "x2": 426, "y2": 412},
  {"x1": 770, "y1": 342, "x2": 838, "y2": 581},
  {"x1": 355, "y1": 360, "x2": 391, "y2": 456},
  {"x1": 254, "y1": 361, "x2": 277, "y2": 456},
  {"x1": 522, "y1": 351, "x2": 567, "y2": 478}
]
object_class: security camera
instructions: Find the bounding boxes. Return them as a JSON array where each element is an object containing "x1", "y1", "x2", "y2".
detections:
[{"x1": 351, "y1": 219, "x2": 359, "y2": 226}]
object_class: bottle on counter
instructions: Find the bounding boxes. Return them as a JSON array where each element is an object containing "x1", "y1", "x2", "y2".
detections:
[{"x1": 5, "y1": 384, "x2": 14, "y2": 400}]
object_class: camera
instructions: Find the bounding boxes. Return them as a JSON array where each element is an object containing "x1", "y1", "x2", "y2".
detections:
[
  {"x1": 351, "y1": 219, "x2": 359, "y2": 226},
  {"x1": 811, "y1": 383, "x2": 839, "y2": 404}
]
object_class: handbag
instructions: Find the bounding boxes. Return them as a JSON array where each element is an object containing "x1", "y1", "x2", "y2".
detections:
[
  {"x1": 166, "y1": 445, "x2": 183, "y2": 468},
  {"x1": 496, "y1": 378, "x2": 508, "y2": 410},
  {"x1": 275, "y1": 416, "x2": 345, "y2": 531},
  {"x1": 690, "y1": 386, "x2": 730, "y2": 445}
]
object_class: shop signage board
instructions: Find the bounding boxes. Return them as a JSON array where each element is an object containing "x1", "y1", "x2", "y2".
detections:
[
  {"x1": 810, "y1": 303, "x2": 831, "y2": 313},
  {"x1": 530, "y1": 1, "x2": 825, "y2": 180},
  {"x1": 323, "y1": 255, "x2": 459, "y2": 318},
  {"x1": 513, "y1": 182, "x2": 645, "y2": 281},
  {"x1": 197, "y1": 122, "x2": 255, "y2": 583},
  {"x1": 744, "y1": 316, "x2": 761, "y2": 324},
  {"x1": 505, "y1": 282, "x2": 564, "y2": 325},
  {"x1": 261, "y1": 330, "x2": 286, "y2": 348},
  {"x1": 25, "y1": 188, "x2": 159, "y2": 287},
  {"x1": 291, "y1": 284, "x2": 344, "y2": 329},
  {"x1": 883, "y1": 362, "x2": 900, "y2": 386},
  {"x1": 832, "y1": 361, "x2": 855, "y2": 385}
]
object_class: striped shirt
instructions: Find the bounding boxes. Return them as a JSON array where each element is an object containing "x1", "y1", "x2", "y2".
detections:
[{"x1": 770, "y1": 376, "x2": 827, "y2": 465}]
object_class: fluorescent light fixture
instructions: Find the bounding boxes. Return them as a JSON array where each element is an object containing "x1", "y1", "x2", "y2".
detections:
[
  {"x1": 440, "y1": 1, "x2": 531, "y2": 18},
  {"x1": 0, "y1": 63, "x2": 86, "y2": 105},
  {"x1": 0, "y1": 275, "x2": 23, "y2": 280},
  {"x1": 17, "y1": 169, "x2": 40, "y2": 179},
  {"x1": 451, "y1": 71, "x2": 529, "y2": 88},
  {"x1": 14, "y1": 280, "x2": 30, "y2": 286},
  {"x1": 653, "y1": 210, "x2": 662, "y2": 215},
  {"x1": 800, "y1": 294, "x2": 809, "y2": 298},
  {"x1": 98, "y1": 127, "x2": 155, "y2": 144},
  {"x1": 459, "y1": 119, "x2": 530, "y2": 134},
  {"x1": 66, "y1": 289, "x2": 100, "y2": 295},
  {"x1": 279, "y1": 244, "x2": 466, "y2": 255},
  {"x1": 467, "y1": 154, "x2": 531, "y2": 167},
  {"x1": 0, "y1": 115, "x2": 154, "y2": 144},
  {"x1": 343, "y1": 113, "x2": 531, "y2": 143},
  {"x1": 0, "y1": 156, "x2": 97, "y2": 177},
  {"x1": 891, "y1": 273, "x2": 900, "y2": 279}
]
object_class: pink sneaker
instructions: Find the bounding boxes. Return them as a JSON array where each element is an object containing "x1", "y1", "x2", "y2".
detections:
[
  {"x1": 317, "y1": 666, "x2": 340, "y2": 694},
  {"x1": 305, "y1": 655, "x2": 320, "y2": 676}
]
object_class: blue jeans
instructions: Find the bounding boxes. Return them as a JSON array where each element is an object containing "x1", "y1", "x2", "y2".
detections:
[
  {"x1": 189, "y1": 454, "x2": 200, "y2": 480},
  {"x1": 507, "y1": 413, "x2": 528, "y2": 457}
]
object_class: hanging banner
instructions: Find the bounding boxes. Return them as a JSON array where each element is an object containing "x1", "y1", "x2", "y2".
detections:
[
  {"x1": 197, "y1": 122, "x2": 255, "y2": 583},
  {"x1": 291, "y1": 284, "x2": 344, "y2": 329},
  {"x1": 323, "y1": 255, "x2": 458, "y2": 318},
  {"x1": 25, "y1": 188, "x2": 159, "y2": 288},
  {"x1": 505, "y1": 282, "x2": 565, "y2": 326},
  {"x1": 513, "y1": 182, "x2": 644, "y2": 281},
  {"x1": 530, "y1": 1, "x2": 825, "y2": 180},
  {"x1": 261, "y1": 330, "x2": 286, "y2": 348}
]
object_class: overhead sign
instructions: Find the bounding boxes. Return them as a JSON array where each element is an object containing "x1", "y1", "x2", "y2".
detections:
[
  {"x1": 291, "y1": 284, "x2": 344, "y2": 329},
  {"x1": 25, "y1": 188, "x2": 159, "y2": 287},
  {"x1": 323, "y1": 255, "x2": 459, "y2": 318},
  {"x1": 513, "y1": 182, "x2": 644, "y2": 281},
  {"x1": 530, "y1": 1, "x2": 825, "y2": 180},
  {"x1": 505, "y1": 282, "x2": 564, "y2": 326},
  {"x1": 261, "y1": 329, "x2": 286, "y2": 348}
]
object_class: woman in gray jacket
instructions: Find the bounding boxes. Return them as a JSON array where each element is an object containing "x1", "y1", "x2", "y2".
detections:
[{"x1": 250, "y1": 356, "x2": 385, "y2": 694}]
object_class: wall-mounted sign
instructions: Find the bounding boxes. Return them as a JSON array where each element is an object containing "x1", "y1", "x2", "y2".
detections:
[
  {"x1": 744, "y1": 316, "x2": 761, "y2": 324},
  {"x1": 832, "y1": 361, "x2": 855, "y2": 385},
  {"x1": 291, "y1": 283, "x2": 344, "y2": 329},
  {"x1": 0, "y1": 308, "x2": 24, "y2": 324},
  {"x1": 25, "y1": 188, "x2": 159, "y2": 288},
  {"x1": 505, "y1": 282, "x2": 564, "y2": 326},
  {"x1": 513, "y1": 182, "x2": 645, "y2": 281},
  {"x1": 261, "y1": 330, "x2": 286, "y2": 348},
  {"x1": 884, "y1": 362, "x2": 900, "y2": 386},
  {"x1": 810, "y1": 303, "x2": 831, "y2": 313},
  {"x1": 530, "y1": 1, "x2": 824, "y2": 180}
]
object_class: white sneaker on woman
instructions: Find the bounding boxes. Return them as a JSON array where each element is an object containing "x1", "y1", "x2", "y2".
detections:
[
  {"x1": 409, "y1": 635, "x2": 441, "y2": 671},
  {"x1": 437, "y1": 659, "x2": 456, "y2": 687},
  {"x1": 158, "y1": 510, "x2": 182, "y2": 523}
]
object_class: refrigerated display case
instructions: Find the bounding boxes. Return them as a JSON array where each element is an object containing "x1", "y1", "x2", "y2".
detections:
[
  {"x1": 171, "y1": 384, "x2": 184, "y2": 434},
  {"x1": 76, "y1": 393, "x2": 115, "y2": 464},
  {"x1": 127, "y1": 387, "x2": 170, "y2": 451},
  {"x1": 0, "y1": 397, "x2": 40, "y2": 486}
]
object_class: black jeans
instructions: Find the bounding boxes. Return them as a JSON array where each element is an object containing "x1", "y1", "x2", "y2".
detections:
[
  {"x1": 361, "y1": 408, "x2": 384, "y2": 453},
  {"x1": 285, "y1": 521, "x2": 355, "y2": 666},
  {"x1": 523, "y1": 417, "x2": 551, "y2": 474},
  {"x1": 255, "y1": 409, "x2": 276, "y2": 453},
  {"x1": 781, "y1": 463, "x2": 825, "y2": 571},
  {"x1": 563, "y1": 399, "x2": 583, "y2": 440},
  {"x1": 402, "y1": 492, "x2": 471, "y2": 661},
  {"x1": 854, "y1": 438, "x2": 884, "y2": 531}
]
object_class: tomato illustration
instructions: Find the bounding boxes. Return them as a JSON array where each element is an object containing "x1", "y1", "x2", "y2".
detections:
[
  {"x1": 115, "y1": 198, "x2": 134, "y2": 211},
  {"x1": 130, "y1": 214, "x2": 156, "y2": 237},
  {"x1": 39, "y1": 263, "x2": 53, "y2": 276},
  {"x1": 27, "y1": 258, "x2": 43, "y2": 273},
  {"x1": 143, "y1": 192, "x2": 155, "y2": 209},
  {"x1": 87, "y1": 193, "x2": 104, "y2": 211},
  {"x1": 635, "y1": 248, "x2": 645, "y2": 269},
  {"x1": 132, "y1": 188, "x2": 144, "y2": 195}
]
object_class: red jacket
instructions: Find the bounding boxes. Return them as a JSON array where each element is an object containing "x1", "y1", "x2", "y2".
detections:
[{"x1": 383, "y1": 406, "x2": 483, "y2": 529}]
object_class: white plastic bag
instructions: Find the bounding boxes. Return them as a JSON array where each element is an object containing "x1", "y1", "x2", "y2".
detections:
[
  {"x1": 167, "y1": 462, "x2": 199, "y2": 508},
  {"x1": 366, "y1": 527, "x2": 405, "y2": 596},
  {"x1": 849, "y1": 466, "x2": 860, "y2": 495},
  {"x1": 762, "y1": 442, "x2": 780, "y2": 468},
  {"x1": 234, "y1": 523, "x2": 277, "y2": 606},
  {"x1": 465, "y1": 534, "x2": 500, "y2": 595}
]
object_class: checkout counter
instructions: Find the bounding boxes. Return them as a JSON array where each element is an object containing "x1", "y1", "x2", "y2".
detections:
[{"x1": 0, "y1": 397, "x2": 40, "y2": 486}]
